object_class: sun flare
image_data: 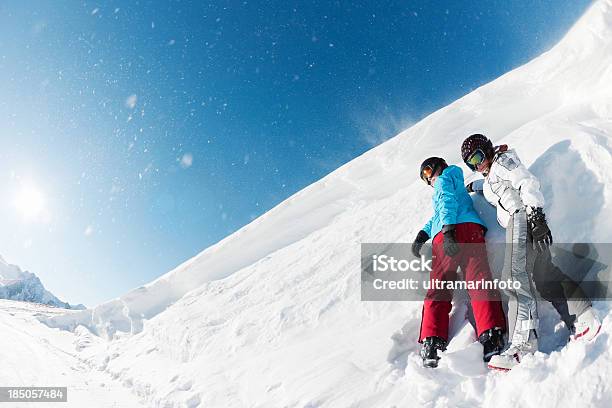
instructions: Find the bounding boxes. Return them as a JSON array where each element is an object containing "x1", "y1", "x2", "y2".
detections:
[{"x1": 13, "y1": 184, "x2": 46, "y2": 221}]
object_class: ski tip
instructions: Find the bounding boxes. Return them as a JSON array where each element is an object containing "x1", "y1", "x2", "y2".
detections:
[
  {"x1": 572, "y1": 323, "x2": 602, "y2": 342},
  {"x1": 487, "y1": 364, "x2": 511, "y2": 372}
]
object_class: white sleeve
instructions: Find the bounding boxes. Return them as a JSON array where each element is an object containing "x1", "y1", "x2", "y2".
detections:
[
  {"x1": 499, "y1": 154, "x2": 545, "y2": 208},
  {"x1": 464, "y1": 171, "x2": 484, "y2": 192},
  {"x1": 463, "y1": 171, "x2": 484, "y2": 190},
  {"x1": 470, "y1": 179, "x2": 484, "y2": 192}
]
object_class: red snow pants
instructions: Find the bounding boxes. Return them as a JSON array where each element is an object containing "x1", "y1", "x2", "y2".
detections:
[{"x1": 418, "y1": 222, "x2": 506, "y2": 342}]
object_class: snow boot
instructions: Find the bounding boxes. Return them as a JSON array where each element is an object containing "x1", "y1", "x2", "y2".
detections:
[
  {"x1": 571, "y1": 307, "x2": 602, "y2": 342},
  {"x1": 421, "y1": 336, "x2": 447, "y2": 368},
  {"x1": 487, "y1": 337, "x2": 537, "y2": 371},
  {"x1": 478, "y1": 327, "x2": 505, "y2": 362}
]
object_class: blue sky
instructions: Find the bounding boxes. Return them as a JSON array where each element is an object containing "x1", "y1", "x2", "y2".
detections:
[{"x1": 0, "y1": 0, "x2": 592, "y2": 305}]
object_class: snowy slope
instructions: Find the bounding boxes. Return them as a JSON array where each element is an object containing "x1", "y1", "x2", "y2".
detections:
[
  {"x1": 0, "y1": 300, "x2": 145, "y2": 407},
  {"x1": 0, "y1": 256, "x2": 85, "y2": 310},
  {"x1": 33, "y1": 0, "x2": 612, "y2": 407}
]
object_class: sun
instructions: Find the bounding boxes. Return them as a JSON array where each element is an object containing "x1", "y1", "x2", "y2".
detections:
[{"x1": 13, "y1": 184, "x2": 47, "y2": 221}]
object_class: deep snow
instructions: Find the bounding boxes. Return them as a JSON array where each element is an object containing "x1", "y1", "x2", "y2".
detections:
[
  {"x1": 4, "y1": 0, "x2": 612, "y2": 407},
  {"x1": 0, "y1": 300, "x2": 145, "y2": 407}
]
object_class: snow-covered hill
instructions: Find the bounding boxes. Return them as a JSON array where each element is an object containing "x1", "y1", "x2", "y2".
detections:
[
  {"x1": 20, "y1": 0, "x2": 612, "y2": 406},
  {"x1": 0, "y1": 256, "x2": 85, "y2": 310}
]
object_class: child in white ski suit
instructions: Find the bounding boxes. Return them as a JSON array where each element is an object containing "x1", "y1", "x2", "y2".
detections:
[{"x1": 461, "y1": 134, "x2": 601, "y2": 371}]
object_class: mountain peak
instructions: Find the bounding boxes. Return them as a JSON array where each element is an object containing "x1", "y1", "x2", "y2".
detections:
[{"x1": 0, "y1": 257, "x2": 84, "y2": 310}]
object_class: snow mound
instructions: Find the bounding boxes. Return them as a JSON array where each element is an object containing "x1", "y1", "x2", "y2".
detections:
[{"x1": 41, "y1": 1, "x2": 612, "y2": 406}]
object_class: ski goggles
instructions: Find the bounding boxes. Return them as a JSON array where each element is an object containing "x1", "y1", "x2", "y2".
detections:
[
  {"x1": 420, "y1": 165, "x2": 436, "y2": 185},
  {"x1": 465, "y1": 149, "x2": 486, "y2": 171}
]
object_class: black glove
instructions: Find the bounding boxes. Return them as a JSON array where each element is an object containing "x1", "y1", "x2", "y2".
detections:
[
  {"x1": 442, "y1": 226, "x2": 460, "y2": 257},
  {"x1": 411, "y1": 230, "x2": 429, "y2": 258},
  {"x1": 527, "y1": 207, "x2": 553, "y2": 253}
]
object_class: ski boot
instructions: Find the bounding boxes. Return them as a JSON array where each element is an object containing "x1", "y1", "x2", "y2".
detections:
[
  {"x1": 487, "y1": 337, "x2": 537, "y2": 371},
  {"x1": 478, "y1": 327, "x2": 505, "y2": 362},
  {"x1": 571, "y1": 307, "x2": 602, "y2": 341},
  {"x1": 420, "y1": 336, "x2": 447, "y2": 368}
]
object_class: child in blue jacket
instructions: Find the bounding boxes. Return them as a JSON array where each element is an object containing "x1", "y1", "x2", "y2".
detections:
[{"x1": 412, "y1": 157, "x2": 506, "y2": 368}]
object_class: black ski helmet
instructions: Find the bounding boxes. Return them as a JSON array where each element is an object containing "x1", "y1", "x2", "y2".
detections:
[
  {"x1": 420, "y1": 157, "x2": 448, "y2": 184},
  {"x1": 461, "y1": 134, "x2": 494, "y2": 164}
]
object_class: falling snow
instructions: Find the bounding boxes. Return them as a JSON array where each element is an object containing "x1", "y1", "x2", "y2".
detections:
[
  {"x1": 179, "y1": 153, "x2": 194, "y2": 168},
  {"x1": 125, "y1": 94, "x2": 138, "y2": 109}
]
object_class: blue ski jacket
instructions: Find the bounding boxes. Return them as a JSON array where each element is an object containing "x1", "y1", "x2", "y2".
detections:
[{"x1": 422, "y1": 165, "x2": 486, "y2": 239}]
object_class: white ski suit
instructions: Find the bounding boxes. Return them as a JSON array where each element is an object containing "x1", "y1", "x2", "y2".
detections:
[{"x1": 471, "y1": 148, "x2": 591, "y2": 346}]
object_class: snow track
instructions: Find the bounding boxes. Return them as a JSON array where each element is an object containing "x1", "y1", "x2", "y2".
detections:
[{"x1": 0, "y1": 300, "x2": 145, "y2": 407}]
